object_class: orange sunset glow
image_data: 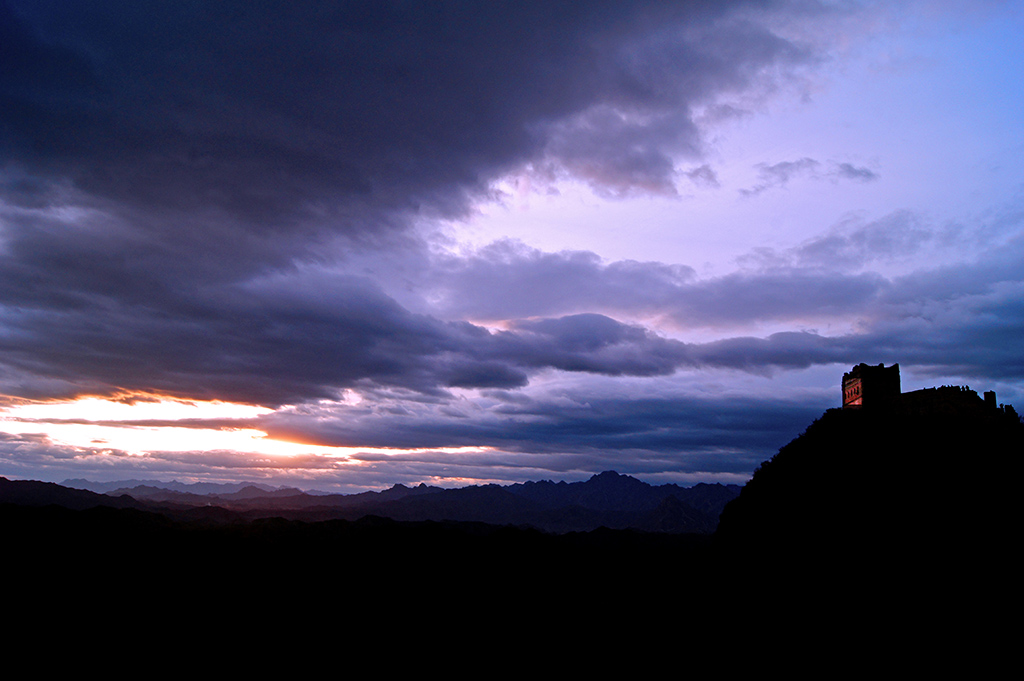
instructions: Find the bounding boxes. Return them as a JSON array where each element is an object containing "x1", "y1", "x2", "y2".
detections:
[{"x1": 0, "y1": 395, "x2": 488, "y2": 461}]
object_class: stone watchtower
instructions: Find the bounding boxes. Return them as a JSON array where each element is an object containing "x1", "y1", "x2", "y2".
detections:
[{"x1": 842, "y1": 363, "x2": 901, "y2": 408}]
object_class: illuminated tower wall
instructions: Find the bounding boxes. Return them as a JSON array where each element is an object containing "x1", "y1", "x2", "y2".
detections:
[{"x1": 842, "y1": 363, "x2": 901, "y2": 408}]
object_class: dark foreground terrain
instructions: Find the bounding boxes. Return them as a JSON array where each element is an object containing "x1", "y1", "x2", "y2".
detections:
[{"x1": 3, "y1": 407, "x2": 1020, "y2": 658}]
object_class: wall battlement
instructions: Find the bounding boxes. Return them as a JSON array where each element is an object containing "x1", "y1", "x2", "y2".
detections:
[{"x1": 841, "y1": 363, "x2": 1019, "y2": 421}]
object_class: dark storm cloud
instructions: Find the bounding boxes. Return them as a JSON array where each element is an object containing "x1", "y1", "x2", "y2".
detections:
[
  {"x1": 0, "y1": 224, "x2": 704, "y2": 403},
  {"x1": 0, "y1": 230, "x2": 903, "y2": 405},
  {"x1": 263, "y1": 388, "x2": 829, "y2": 476},
  {"x1": 539, "y1": 13, "x2": 810, "y2": 196},
  {"x1": 4, "y1": 188, "x2": 1022, "y2": 410},
  {"x1": 0, "y1": 253, "x2": 814, "y2": 404},
  {"x1": 1, "y1": 0, "x2": 803, "y2": 228},
  {"x1": 5, "y1": 203, "x2": 1018, "y2": 408},
  {"x1": 0, "y1": 0, "x2": 841, "y2": 404},
  {"x1": 496, "y1": 313, "x2": 691, "y2": 376}
]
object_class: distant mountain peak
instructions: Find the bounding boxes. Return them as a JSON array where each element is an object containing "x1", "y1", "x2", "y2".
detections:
[
  {"x1": 591, "y1": 470, "x2": 628, "y2": 479},
  {"x1": 585, "y1": 470, "x2": 648, "y2": 488}
]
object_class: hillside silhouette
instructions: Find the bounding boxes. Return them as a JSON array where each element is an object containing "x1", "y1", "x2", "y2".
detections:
[
  {"x1": 716, "y1": 406, "x2": 1022, "y2": 554},
  {"x1": 712, "y1": 404, "x2": 1021, "y2": 649}
]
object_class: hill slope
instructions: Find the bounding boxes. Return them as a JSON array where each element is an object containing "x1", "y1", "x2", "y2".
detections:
[{"x1": 716, "y1": 406, "x2": 1022, "y2": 561}]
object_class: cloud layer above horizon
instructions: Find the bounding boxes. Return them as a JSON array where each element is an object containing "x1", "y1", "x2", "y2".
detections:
[{"x1": 2, "y1": 0, "x2": 1023, "y2": 491}]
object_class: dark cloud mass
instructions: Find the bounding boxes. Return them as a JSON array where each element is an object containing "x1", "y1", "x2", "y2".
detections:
[
  {"x1": 266, "y1": 390, "x2": 828, "y2": 473},
  {"x1": 0, "y1": 0, "x2": 817, "y2": 403},
  {"x1": 1, "y1": 0, "x2": 782, "y2": 227}
]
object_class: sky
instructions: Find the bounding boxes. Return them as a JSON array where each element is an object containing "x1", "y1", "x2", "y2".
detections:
[{"x1": 1, "y1": 0, "x2": 1023, "y2": 493}]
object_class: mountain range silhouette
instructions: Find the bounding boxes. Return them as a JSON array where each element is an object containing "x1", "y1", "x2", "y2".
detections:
[{"x1": 8, "y1": 469, "x2": 740, "y2": 535}]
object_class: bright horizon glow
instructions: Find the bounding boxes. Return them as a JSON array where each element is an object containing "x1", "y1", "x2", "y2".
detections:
[
  {"x1": 1, "y1": 395, "x2": 273, "y2": 422},
  {"x1": 0, "y1": 396, "x2": 491, "y2": 460}
]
